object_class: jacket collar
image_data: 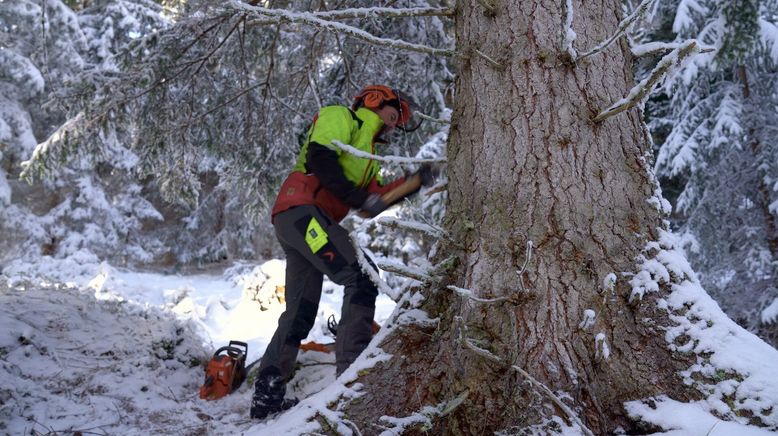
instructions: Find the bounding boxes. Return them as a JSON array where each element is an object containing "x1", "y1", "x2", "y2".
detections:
[
  {"x1": 354, "y1": 107, "x2": 388, "y2": 144},
  {"x1": 355, "y1": 107, "x2": 384, "y2": 132}
]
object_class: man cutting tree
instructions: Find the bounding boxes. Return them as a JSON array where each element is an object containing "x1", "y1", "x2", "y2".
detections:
[{"x1": 251, "y1": 85, "x2": 433, "y2": 419}]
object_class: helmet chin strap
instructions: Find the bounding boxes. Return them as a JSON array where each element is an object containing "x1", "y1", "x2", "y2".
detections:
[{"x1": 397, "y1": 119, "x2": 424, "y2": 133}]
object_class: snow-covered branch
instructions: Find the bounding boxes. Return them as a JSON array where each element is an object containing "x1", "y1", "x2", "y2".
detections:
[
  {"x1": 228, "y1": 1, "x2": 454, "y2": 57},
  {"x1": 305, "y1": 6, "x2": 454, "y2": 20},
  {"x1": 416, "y1": 112, "x2": 451, "y2": 125},
  {"x1": 593, "y1": 40, "x2": 711, "y2": 122},
  {"x1": 376, "y1": 216, "x2": 445, "y2": 238},
  {"x1": 20, "y1": 112, "x2": 86, "y2": 182},
  {"x1": 630, "y1": 41, "x2": 713, "y2": 57},
  {"x1": 577, "y1": 0, "x2": 653, "y2": 62},
  {"x1": 456, "y1": 318, "x2": 594, "y2": 436},
  {"x1": 376, "y1": 259, "x2": 432, "y2": 283},
  {"x1": 331, "y1": 140, "x2": 447, "y2": 165},
  {"x1": 351, "y1": 232, "x2": 400, "y2": 300}
]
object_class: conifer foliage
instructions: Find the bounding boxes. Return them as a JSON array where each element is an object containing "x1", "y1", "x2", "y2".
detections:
[
  {"x1": 1, "y1": 0, "x2": 452, "y2": 271},
  {"x1": 647, "y1": 0, "x2": 778, "y2": 345}
]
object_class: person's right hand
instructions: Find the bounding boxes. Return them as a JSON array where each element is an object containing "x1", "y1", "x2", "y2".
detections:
[{"x1": 415, "y1": 164, "x2": 435, "y2": 187}]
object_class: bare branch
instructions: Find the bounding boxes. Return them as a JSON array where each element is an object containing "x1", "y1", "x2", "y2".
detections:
[
  {"x1": 228, "y1": 1, "x2": 455, "y2": 57},
  {"x1": 577, "y1": 0, "x2": 654, "y2": 62},
  {"x1": 594, "y1": 40, "x2": 708, "y2": 123},
  {"x1": 474, "y1": 49, "x2": 505, "y2": 70}
]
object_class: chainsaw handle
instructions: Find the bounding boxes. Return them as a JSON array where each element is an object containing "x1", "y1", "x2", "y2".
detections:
[
  {"x1": 357, "y1": 174, "x2": 422, "y2": 218},
  {"x1": 213, "y1": 341, "x2": 248, "y2": 358},
  {"x1": 228, "y1": 340, "x2": 248, "y2": 352}
]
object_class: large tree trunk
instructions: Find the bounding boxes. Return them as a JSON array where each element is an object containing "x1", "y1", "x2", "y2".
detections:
[{"x1": 346, "y1": 0, "x2": 698, "y2": 433}]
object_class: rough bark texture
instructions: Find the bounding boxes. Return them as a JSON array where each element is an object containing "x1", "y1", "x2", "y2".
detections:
[{"x1": 345, "y1": 1, "x2": 699, "y2": 433}]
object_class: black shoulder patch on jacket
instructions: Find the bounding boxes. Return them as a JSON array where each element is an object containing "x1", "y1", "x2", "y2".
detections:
[{"x1": 348, "y1": 109, "x2": 363, "y2": 129}]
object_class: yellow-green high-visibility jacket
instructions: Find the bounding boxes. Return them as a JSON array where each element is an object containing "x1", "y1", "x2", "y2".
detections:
[{"x1": 272, "y1": 105, "x2": 406, "y2": 222}]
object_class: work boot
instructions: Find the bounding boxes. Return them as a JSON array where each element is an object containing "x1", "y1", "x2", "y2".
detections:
[
  {"x1": 250, "y1": 396, "x2": 298, "y2": 420},
  {"x1": 250, "y1": 369, "x2": 297, "y2": 420}
]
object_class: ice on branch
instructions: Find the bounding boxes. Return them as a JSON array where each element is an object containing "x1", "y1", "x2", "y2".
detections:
[
  {"x1": 594, "y1": 40, "x2": 713, "y2": 122},
  {"x1": 331, "y1": 140, "x2": 447, "y2": 165}
]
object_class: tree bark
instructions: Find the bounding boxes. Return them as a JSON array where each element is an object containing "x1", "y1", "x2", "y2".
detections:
[{"x1": 345, "y1": 0, "x2": 698, "y2": 433}]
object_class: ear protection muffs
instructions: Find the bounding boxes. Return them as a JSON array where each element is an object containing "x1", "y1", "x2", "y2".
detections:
[
  {"x1": 352, "y1": 85, "x2": 420, "y2": 131},
  {"x1": 353, "y1": 85, "x2": 398, "y2": 111}
]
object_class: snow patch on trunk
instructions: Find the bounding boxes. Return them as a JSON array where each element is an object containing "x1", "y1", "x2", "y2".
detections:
[{"x1": 627, "y1": 229, "x2": 778, "y2": 430}]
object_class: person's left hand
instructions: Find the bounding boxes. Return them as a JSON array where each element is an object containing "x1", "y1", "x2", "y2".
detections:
[{"x1": 414, "y1": 164, "x2": 435, "y2": 187}]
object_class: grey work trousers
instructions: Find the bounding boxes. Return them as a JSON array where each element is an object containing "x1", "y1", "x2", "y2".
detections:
[{"x1": 257, "y1": 205, "x2": 379, "y2": 382}]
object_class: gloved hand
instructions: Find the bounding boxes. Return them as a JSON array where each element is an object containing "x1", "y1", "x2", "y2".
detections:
[
  {"x1": 414, "y1": 164, "x2": 435, "y2": 187},
  {"x1": 359, "y1": 194, "x2": 388, "y2": 218}
]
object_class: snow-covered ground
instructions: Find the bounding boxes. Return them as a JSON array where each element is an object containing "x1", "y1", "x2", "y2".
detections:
[
  {"x1": 3, "y1": 249, "x2": 778, "y2": 435},
  {"x1": 0, "y1": 259, "x2": 396, "y2": 435}
]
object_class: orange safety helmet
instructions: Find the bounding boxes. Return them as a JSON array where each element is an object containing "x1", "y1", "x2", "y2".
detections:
[{"x1": 352, "y1": 85, "x2": 421, "y2": 131}]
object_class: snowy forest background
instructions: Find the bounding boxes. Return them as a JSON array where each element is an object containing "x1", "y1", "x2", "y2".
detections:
[
  {"x1": 2, "y1": 0, "x2": 776, "y2": 348},
  {"x1": 1, "y1": 0, "x2": 778, "y2": 432}
]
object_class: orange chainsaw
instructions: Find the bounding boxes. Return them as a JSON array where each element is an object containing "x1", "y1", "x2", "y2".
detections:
[
  {"x1": 199, "y1": 341, "x2": 251, "y2": 401},
  {"x1": 200, "y1": 321, "x2": 381, "y2": 400}
]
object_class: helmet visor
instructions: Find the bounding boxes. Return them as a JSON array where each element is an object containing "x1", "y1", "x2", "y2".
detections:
[{"x1": 392, "y1": 89, "x2": 423, "y2": 132}]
